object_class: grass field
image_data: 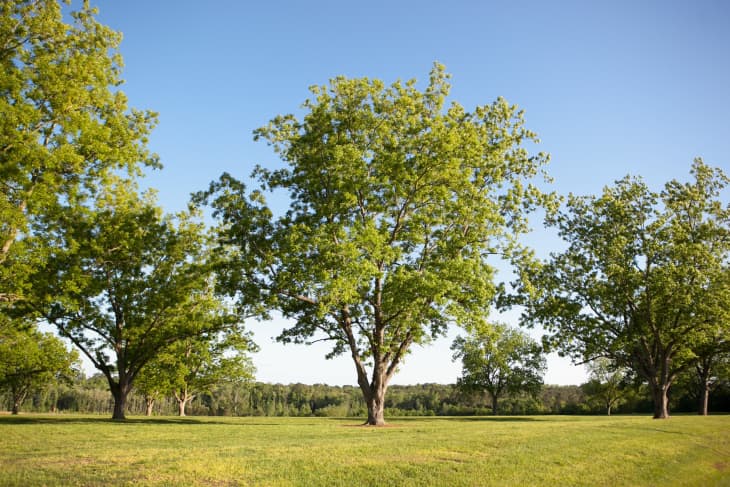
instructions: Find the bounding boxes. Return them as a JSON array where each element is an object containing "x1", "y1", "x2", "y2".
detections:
[{"x1": 1, "y1": 414, "x2": 728, "y2": 486}]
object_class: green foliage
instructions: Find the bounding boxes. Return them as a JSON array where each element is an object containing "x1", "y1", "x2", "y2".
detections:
[
  {"x1": 452, "y1": 323, "x2": 545, "y2": 414},
  {"x1": 581, "y1": 358, "x2": 631, "y2": 415},
  {"x1": 0, "y1": 320, "x2": 79, "y2": 413},
  {"x1": 690, "y1": 266, "x2": 730, "y2": 414},
  {"x1": 23, "y1": 178, "x2": 239, "y2": 419},
  {"x1": 200, "y1": 63, "x2": 554, "y2": 423},
  {"x1": 133, "y1": 357, "x2": 175, "y2": 415},
  {"x1": 138, "y1": 328, "x2": 257, "y2": 416},
  {"x1": 0, "y1": 0, "x2": 158, "y2": 302},
  {"x1": 16, "y1": 370, "x2": 730, "y2": 417},
  {"x1": 516, "y1": 159, "x2": 730, "y2": 418}
]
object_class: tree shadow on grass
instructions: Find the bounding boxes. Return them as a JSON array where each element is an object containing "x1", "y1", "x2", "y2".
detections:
[
  {"x1": 435, "y1": 416, "x2": 543, "y2": 422},
  {"x1": 0, "y1": 414, "x2": 283, "y2": 426},
  {"x1": 1, "y1": 414, "x2": 548, "y2": 427},
  {"x1": 331, "y1": 415, "x2": 545, "y2": 425}
]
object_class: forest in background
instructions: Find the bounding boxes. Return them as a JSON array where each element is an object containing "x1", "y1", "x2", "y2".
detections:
[{"x1": 5, "y1": 374, "x2": 729, "y2": 418}]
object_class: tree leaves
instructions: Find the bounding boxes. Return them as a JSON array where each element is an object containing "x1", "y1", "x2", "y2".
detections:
[
  {"x1": 204, "y1": 64, "x2": 553, "y2": 420},
  {"x1": 452, "y1": 323, "x2": 546, "y2": 414},
  {"x1": 1, "y1": 0, "x2": 158, "y2": 302},
  {"x1": 0, "y1": 319, "x2": 80, "y2": 413},
  {"x1": 516, "y1": 159, "x2": 730, "y2": 417}
]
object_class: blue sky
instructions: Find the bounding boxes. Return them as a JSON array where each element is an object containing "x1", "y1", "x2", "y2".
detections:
[{"x1": 81, "y1": 0, "x2": 729, "y2": 385}]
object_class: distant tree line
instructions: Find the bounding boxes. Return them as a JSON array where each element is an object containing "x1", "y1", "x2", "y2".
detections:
[{"x1": 3, "y1": 373, "x2": 728, "y2": 417}]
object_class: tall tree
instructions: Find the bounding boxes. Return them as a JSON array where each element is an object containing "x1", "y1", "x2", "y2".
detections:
[
  {"x1": 515, "y1": 160, "x2": 730, "y2": 419},
  {"x1": 451, "y1": 323, "x2": 545, "y2": 415},
  {"x1": 25, "y1": 179, "x2": 240, "y2": 420},
  {"x1": 1, "y1": 0, "x2": 158, "y2": 302},
  {"x1": 0, "y1": 320, "x2": 79, "y2": 414},
  {"x1": 200, "y1": 64, "x2": 553, "y2": 425}
]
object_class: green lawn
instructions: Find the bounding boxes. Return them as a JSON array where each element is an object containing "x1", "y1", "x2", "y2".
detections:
[{"x1": 0, "y1": 414, "x2": 728, "y2": 486}]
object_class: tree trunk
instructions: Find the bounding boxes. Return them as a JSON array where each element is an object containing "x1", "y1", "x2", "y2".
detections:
[
  {"x1": 360, "y1": 367, "x2": 388, "y2": 426},
  {"x1": 650, "y1": 383, "x2": 670, "y2": 419},
  {"x1": 491, "y1": 395, "x2": 499, "y2": 416},
  {"x1": 606, "y1": 403, "x2": 611, "y2": 416},
  {"x1": 145, "y1": 397, "x2": 155, "y2": 417},
  {"x1": 110, "y1": 381, "x2": 132, "y2": 421},
  {"x1": 11, "y1": 389, "x2": 28, "y2": 415},
  {"x1": 365, "y1": 391, "x2": 386, "y2": 426},
  {"x1": 339, "y1": 303, "x2": 406, "y2": 427},
  {"x1": 696, "y1": 361, "x2": 712, "y2": 416},
  {"x1": 175, "y1": 387, "x2": 193, "y2": 417},
  {"x1": 112, "y1": 392, "x2": 127, "y2": 420},
  {"x1": 699, "y1": 381, "x2": 710, "y2": 416}
]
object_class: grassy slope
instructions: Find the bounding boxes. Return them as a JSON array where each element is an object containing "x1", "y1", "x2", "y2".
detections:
[{"x1": 0, "y1": 414, "x2": 728, "y2": 486}]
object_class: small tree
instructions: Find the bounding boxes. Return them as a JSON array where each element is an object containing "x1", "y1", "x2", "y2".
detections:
[
  {"x1": 133, "y1": 360, "x2": 173, "y2": 417},
  {"x1": 690, "y1": 268, "x2": 730, "y2": 415},
  {"x1": 0, "y1": 321, "x2": 79, "y2": 414},
  {"x1": 582, "y1": 358, "x2": 630, "y2": 415},
  {"x1": 692, "y1": 331, "x2": 730, "y2": 416},
  {"x1": 451, "y1": 323, "x2": 545, "y2": 415},
  {"x1": 140, "y1": 329, "x2": 256, "y2": 417}
]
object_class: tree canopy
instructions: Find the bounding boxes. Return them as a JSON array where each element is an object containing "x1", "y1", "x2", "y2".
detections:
[
  {"x1": 138, "y1": 328, "x2": 257, "y2": 417},
  {"x1": 26, "y1": 179, "x2": 242, "y2": 420},
  {"x1": 452, "y1": 323, "x2": 545, "y2": 415},
  {"x1": 1, "y1": 0, "x2": 158, "y2": 303},
  {"x1": 201, "y1": 63, "x2": 553, "y2": 425},
  {"x1": 0, "y1": 319, "x2": 79, "y2": 414},
  {"x1": 582, "y1": 358, "x2": 631, "y2": 416},
  {"x1": 516, "y1": 159, "x2": 730, "y2": 418},
  {"x1": 692, "y1": 295, "x2": 730, "y2": 415}
]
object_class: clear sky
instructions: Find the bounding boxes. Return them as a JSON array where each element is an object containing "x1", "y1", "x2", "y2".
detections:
[{"x1": 78, "y1": 0, "x2": 729, "y2": 385}]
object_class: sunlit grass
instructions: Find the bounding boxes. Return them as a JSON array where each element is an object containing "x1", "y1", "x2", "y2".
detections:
[{"x1": 1, "y1": 414, "x2": 728, "y2": 486}]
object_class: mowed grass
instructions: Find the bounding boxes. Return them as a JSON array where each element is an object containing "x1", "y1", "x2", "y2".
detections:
[{"x1": 0, "y1": 414, "x2": 728, "y2": 486}]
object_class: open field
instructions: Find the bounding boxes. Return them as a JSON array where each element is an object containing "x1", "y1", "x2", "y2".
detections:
[{"x1": 1, "y1": 414, "x2": 728, "y2": 486}]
